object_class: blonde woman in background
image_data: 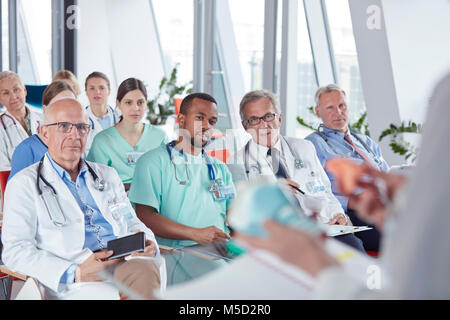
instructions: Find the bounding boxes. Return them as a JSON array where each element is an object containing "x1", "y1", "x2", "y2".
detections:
[{"x1": 52, "y1": 69, "x2": 81, "y2": 97}]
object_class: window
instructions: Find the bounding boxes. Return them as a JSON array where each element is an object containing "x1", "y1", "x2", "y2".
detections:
[
  {"x1": 152, "y1": 0, "x2": 194, "y2": 86},
  {"x1": 325, "y1": 0, "x2": 366, "y2": 124},
  {"x1": 17, "y1": 0, "x2": 52, "y2": 84},
  {"x1": 1, "y1": 0, "x2": 9, "y2": 70},
  {"x1": 296, "y1": 0, "x2": 319, "y2": 138},
  {"x1": 228, "y1": 0, "x2": 265, "y2": 92}
]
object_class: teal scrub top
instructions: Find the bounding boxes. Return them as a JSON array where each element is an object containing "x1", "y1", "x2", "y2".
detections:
[
  {"x1": 86, "y1": 124, "x2": 168, "y2": 184},
  {"x1": 128, "y1": 145, "x2": 235, "y2": 248}
]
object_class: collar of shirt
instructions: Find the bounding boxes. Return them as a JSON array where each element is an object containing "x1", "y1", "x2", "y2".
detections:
[
  {"x1": 321, "y1": 125, "x2": 349, "y2": 141},
  {"x1": 248, "y1": 138, "x2": 282, "y2": 176},
  {"x1": 250, "y1": 136, "x2": 282, "y2": 155},
  {"x1": 46, "y1": 152, "x2": 88, "y2": 182},
  {"x1": 86, "y1": 105, "x2": 111, "y2": 120}
]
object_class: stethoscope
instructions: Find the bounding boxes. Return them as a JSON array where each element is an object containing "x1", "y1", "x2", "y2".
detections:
[
  {"x1": 315, "y1": 124, "x2": 383, "y2": 165},
  {"x1": 243, "y1": 136, "x2": 305, "y2": 176},
  {"x1": 0, "y1": 113, "x2": 18, "y2": 149},
  {"x1": 37, "y1": 155, "x2": 107, "y2": 227},
  {"x1": 165, "y1": 141, "x2": 220, "y2": 190},
  {"x1": 86, "y1": 105, "x2": 118, "y2": 130}
]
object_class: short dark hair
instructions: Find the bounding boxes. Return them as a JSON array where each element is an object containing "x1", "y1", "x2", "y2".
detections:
[
  {"x1": 85, "y1": 71, "x2": 111, "y2": 90},
  {"x1": 179, "y1": 92, "x2": 217, "y2": 115}
]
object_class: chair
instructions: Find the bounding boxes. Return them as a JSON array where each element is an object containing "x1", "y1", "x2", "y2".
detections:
[
  {"x1": 0, "y1": 170, "x2": 10, "y2": 209},
  {"x1": 0, "y1": 170, "x2": 32, "y2": 299},
  {"x1": 206, "y1": 149, "x2": 230, "y2": 164},
  {"x1": 0, "y1": 265, "x2": 34, "y2": 300},
  {"x1": 0, "y1": 168, "x2": 166, "y2": 299},
  {"x1": 25, "y1": 84, "x2": 48, "y2": 110}
]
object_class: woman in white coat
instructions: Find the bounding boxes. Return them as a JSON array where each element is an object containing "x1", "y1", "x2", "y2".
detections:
[
  {"x1": 84, "y1": 71, "x2": 119, "y2": 156},
  {"x1": 0, "y1": 71, "x2": 43, "y2": 171}
]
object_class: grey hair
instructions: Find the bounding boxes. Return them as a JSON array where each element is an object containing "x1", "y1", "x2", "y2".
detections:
[
  {"x1": 0, "y1": 71, "x2": 23, "y2": 86},
  {"x1": 43, "y1": 97, "x2": 85, "y2": 124},
  {"x1": 239, "y1": 89, "x2": 281, "y2": 120},
  {"x1": 314, "y1": 84, "x2": 347, "y2": 106}
]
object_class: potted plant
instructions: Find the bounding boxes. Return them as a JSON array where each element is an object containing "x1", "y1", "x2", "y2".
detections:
[
  {"x1": 147, "y1": 63, "x2": 193, "y2": 125},
  {"x1": 378, "y1": 121, "x2": 422, "y2": 163}
]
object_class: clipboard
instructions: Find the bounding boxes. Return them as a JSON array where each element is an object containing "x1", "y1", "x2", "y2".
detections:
[{"x1": 323, "y1": 225, "x2": 372, "y2": 237}]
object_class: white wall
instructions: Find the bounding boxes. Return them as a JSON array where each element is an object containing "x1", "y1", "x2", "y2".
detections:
[
  {"x1": 382, "y1": 0, "x2": 450, "y2": 124},
  {"x1": 349, "y1": 0, "x2": 450, "y2": 166},
  {"x1": 76, "y1": 0, "x2": 165, "y2": 107}
]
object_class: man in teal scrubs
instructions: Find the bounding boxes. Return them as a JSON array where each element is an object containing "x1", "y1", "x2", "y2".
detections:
[{"x1": 128, "y1": 93, "x2": 235, "y2": 248}]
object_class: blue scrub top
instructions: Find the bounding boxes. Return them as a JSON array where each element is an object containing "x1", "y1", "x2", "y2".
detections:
[{"x1": 9, "y1": 134, "x2": 48, "y2": 181}]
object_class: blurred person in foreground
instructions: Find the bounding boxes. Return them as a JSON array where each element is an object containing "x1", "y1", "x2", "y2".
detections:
[{"x1": 237, "y1": 73, "x2": 450, "y2": 299}]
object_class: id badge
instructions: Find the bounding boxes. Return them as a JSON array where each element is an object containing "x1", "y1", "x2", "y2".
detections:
[
  {"x1": 305, "y1": 179, "x2": 326, "y2": 194},
  {"x1": 126, "y1": 152, "x2": 144, "y2": 166},
  {"x1": 109, "y1": 200, "x2": 134, "y2": 223},
  {"x1": 212, "y1": 185, "x2": 235, "y2": 201}
]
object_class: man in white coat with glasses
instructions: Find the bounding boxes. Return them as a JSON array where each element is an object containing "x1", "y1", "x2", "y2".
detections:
[{"x1": 1, "y1": 98, "x2": 162, "y2": 299}]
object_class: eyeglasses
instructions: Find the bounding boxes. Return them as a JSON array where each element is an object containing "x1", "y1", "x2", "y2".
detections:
[
  {"x1": 45, "y1": 122, "x2": 91, "y2": 136},
  {"x1": 243, "y1": 112, "x2": 278, "y2": 126}
]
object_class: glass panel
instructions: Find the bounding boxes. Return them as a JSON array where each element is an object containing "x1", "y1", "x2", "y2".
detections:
[
  {"x1": 228, "y1": 0, "x2": 265, "y2": 92},
  {"x1": 296, "y1": 0, "x2": 319, "y2": 138},
  {"x1": 152, "y1": 0, "x2": 194, "y2": 86},
  {"x1": 325, "y1": 0, "x2": 366, "y2": 124},
  {"x1": 17, "y1": 0, "x2": 52, "y2": 85},
  {"x1": 213, "y1": 44, "x2": 232, "y2": 131},
  {"x1": 275, "y1": 0, "x2": 283, "y2": 94},
  {"x1": 1, "y1": 0, "x2": 9, "y2": 70}
]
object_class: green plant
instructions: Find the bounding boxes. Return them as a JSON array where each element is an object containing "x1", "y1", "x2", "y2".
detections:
[
  {"x1": 378, "y1": 121, "x2": 422, "y2": 162},
  {"x1": 296, "y1": 106, "x2": 370, "y2": 136},
  {"x1": 147, "y1": 63, "x2": 193, "y2": 125}
]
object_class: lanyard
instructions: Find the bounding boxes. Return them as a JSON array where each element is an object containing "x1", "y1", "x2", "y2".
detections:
[{"x1": 166, "y1": 141, "x2": 216, "y2": 183}]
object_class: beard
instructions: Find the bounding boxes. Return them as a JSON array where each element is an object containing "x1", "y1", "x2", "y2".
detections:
[{"x1": 190, "y1": 135, "x2": 209, "y2": 149}]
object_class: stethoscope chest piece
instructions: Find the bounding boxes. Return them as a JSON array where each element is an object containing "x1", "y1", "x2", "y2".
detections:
[{"x1": 94, "y1": 178, "x2": 107, "y2": 192}]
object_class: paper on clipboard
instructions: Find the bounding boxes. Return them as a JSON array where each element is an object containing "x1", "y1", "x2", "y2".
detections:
[{"x1": 323, "y1": 225, "x2": 372, "y2": 237}]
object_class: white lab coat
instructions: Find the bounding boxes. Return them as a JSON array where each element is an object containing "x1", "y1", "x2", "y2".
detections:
[
  {"x1": 84, "y1": 105, "x2": 119, "y2": 157},
  {"x1": 232, "y1": 136, "x2": 345, "y2": 223},
  {"x1": 1, "y1": 156, "x2": 162, "y2": 299},
  {"x1": 0, "y1": 106, "x2": 43, "y2": 171}
]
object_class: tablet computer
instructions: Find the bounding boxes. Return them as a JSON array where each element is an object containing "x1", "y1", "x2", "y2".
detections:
[{"x1": 107, "y1": 232, "x2": 145, "y2": 260}]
